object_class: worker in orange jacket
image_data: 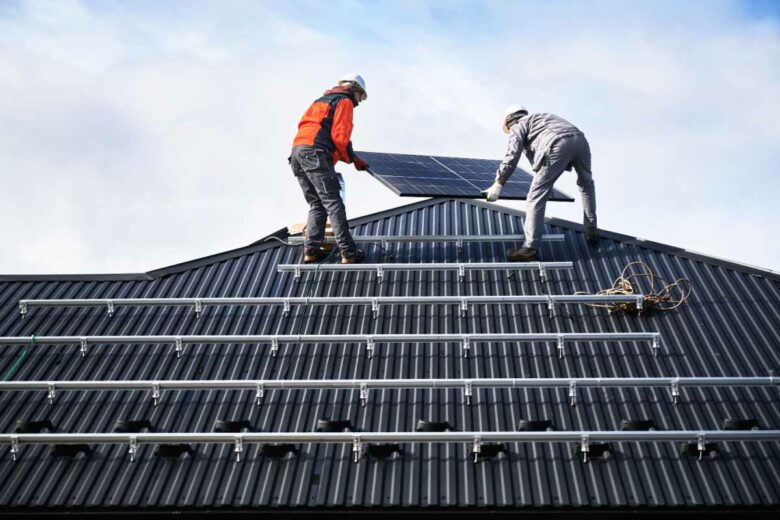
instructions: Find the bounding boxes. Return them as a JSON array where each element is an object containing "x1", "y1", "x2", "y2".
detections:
[{"x1": 291, "y1": 73, "x2": 370, "y2": 264}]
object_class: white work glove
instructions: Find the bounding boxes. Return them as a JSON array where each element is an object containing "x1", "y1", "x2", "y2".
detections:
[{"x1": 483, "y1": 181, "x2": 502, "y2": 202}]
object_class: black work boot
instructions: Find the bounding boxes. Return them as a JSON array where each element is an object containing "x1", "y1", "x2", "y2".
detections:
[
  {"x1": 303, "y1": 247, "x2": 329, "y2": 264},
  {"x1": 585, "y1": 228, "x2": 599, "y2": 246},
  {"x1": 506, "y1": 247, "x2": 539, "y2": 262},
  {"x1": 341, "y1": 248, "x2": 365, "y2": 264}
]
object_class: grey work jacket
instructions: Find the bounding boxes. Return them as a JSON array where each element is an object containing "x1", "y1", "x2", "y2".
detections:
[{"x1": 497, "y1": 112, "x2": 583, "y2": 184}]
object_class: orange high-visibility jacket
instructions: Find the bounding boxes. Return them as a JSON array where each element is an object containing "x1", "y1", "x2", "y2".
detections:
[{"x1": 293, "y1": 86, "x2": 357, "y2": 165}]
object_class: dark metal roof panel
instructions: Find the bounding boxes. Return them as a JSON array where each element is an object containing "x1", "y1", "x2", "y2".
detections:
[{"x1": 0, "y1": 198, "x2": 779, "y2": 511}]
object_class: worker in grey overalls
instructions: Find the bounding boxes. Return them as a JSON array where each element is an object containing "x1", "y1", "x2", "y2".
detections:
[{"x1": 484, "y1": 105, "x2": 598, "y2": 261}]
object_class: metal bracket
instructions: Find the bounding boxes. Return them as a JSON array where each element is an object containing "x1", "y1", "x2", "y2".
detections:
[
  {"x1": 359, "y1": 383, "x2": 368, "y2": 407},
  {"x1": 80, "y1": 337, "x2": 88, "y2": 358},
  {"x1": 255, "y1": 383, "x2": 265, "y2": 405},
  {"x1": 352, "y1": 437, "x2": 363, "y2": 462},
  {"x1": 548, "y1": 296, "x2": 556, "y2": 319},
  {"x1": 366, "y1": 337, "x2": 375, "y2": 359},
  {"x1": 652, "y1": 334, "x2": 660, "y2": 357},
  {"x1": 697, "y1": 432, "x2": 706, "y2": 460},
  {"x1": 636, "y1": 296, "x2": 644, "y2": 313},
  {"x1": 152, "y1": 383, "x2": 161, "y2": 406},
  {"x1": 462, "y1": 337, "x2": 471, "y2": 358},
  {"x1": 580, "y1": 434, "x2": 590, "y2": 463},
  {"x1": 271, "y1": 337, "x2": 280, "y2": 357},
  {"x1": 376, "y1": 266, "x2": 384, "y2": 283},
  {"x1": 293, "y1": 266, "x2": 301, "y2": 281},
  {"x1": 107, "y1": 300, "x2": 115, "y2": 317},
  {"x1": 371, "y1": 299, "x2": 380, "y2": 319},
  {"x1": 671, "y1": 378, "x2": 680, "y2": 405},
  {"x1": 459, "y1": 299, "x2": 469, "y2": 318},
  {"x1": 458, "y1": 265, "x2": 465, "y2": 283},
  {"x1": 10, "y1": 435, "x2": 19, "y2": 461},
  {"x1": 557, "y1": 335, "x2": 566, "y2": 359},
  {"x1": 472, "y1": 436, "x2": 482, "y2": 463},
  {"x1": 538, "y1": 264, "x2": 547, "y2": 283},
  {"x1": 464, "y1": 380, "x2": 473, "y2": 405},
  {"x1": 19, "y1": 302, "x2": 27, "y2": 319},
  {"x1": 283, "y1": 299, "x2": 291, "y2": 317},
  {"x1": 569, "y1": 380, "x2": 577, "y2": 407},
  {"x1": 234, "y1": 435, "x2": 243, "y2": 462},
  {"x1": 174, "y1": 337, "x2": 183, "y2": 358},
  {"x1": 456, "y1": 237, "x2": 464, "y2": 256},
  {"x1": 194, "y1": 300, "x2": 202, "y2": 319},
  {"x1": 129, "y1": 436, "x2": 138, "y2": 462},
  {"x1": 47, "y1": 383, "x2": 56, "y2": 405}
]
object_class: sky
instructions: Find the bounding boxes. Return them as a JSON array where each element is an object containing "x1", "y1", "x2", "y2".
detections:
[{"x1": 1, "y1": 0, "x2": 778, "y2": 274}]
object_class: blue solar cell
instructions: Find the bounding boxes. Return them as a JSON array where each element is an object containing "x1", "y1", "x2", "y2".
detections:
[{"x1": 357, "y1": 151, "x2": 573, "y2": 201}]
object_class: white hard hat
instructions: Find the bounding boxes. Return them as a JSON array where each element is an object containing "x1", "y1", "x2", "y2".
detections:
[
  {"x1": 502, "y1": 104, "x2": 528, "y2": 133},
  {"x1": 339, "y1": 73, "x2": 367, "y2": 99}
]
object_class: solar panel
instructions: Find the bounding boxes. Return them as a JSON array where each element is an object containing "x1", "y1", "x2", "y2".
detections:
[{"x1": 356, "y1": 151, "x2": 573, "y2": 201}]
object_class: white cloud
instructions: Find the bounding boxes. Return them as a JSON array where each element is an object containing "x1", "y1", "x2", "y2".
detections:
[{"x1": 0, "y1": 0, "x2": 778, "y2": 274}]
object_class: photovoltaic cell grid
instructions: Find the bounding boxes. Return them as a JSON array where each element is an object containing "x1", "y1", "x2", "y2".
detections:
[{"x1": 356, "y1": 151, "x2": 573, "y2": 201}]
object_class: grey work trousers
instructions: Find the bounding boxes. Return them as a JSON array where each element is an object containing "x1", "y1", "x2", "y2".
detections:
[
  {"x1": 290, "y1": 145, "x2": 356, "y2": 254},
  {"x1": 523, "y1": 133, "x2": 597, "y2": 249}
]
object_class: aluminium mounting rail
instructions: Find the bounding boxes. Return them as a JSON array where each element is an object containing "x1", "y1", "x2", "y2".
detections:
[
  {"x1": 286, "y1": 233, "x2": 565, "y2": 250},
  {"x1": 4, "y1": 376, "x2": 775, "y2": 408},
  {"x1": 17, "y1": 294, "x2": 645, "y2": 320},
  {"x1": 2, "y1": 431, "x2": 778, "y2": 463},
  {"x1": 277, "y1": 261, "x2": 574, "y2": 282},
  {"x1": 0, "y1": 332, "x2": 661, "y2": 359}
]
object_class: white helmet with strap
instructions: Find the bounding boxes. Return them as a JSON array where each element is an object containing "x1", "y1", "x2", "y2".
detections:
[
  {"x1": 502, "y1": 104, "x2": 528, "y2": 133},
  {"x1": 339, "y1": 73, "x2": 367, "y2": 100}
]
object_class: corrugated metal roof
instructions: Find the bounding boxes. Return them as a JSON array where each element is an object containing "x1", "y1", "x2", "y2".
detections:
[{"x1": 0, "y1": 198, "x2": 778, "y2": 513}]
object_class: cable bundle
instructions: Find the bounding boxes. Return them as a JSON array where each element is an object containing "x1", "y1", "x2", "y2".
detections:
[{"x1": 578, "y1": 261, "x2": 692, "y2": 314}]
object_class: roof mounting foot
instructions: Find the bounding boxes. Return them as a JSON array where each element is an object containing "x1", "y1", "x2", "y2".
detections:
[
  {"x1": 10, "y1": 435, "x2": 19, "y2": 461},
  {"x1": 472, "y1": 436, "x2": 482, "y2": 463},
  {"x1": 456, "y1": 238, "x2": 464, "y2": 256},
  {"x1": 539, "y1": 264, "x2": 547, "y2": 283},
  {"x1": 671, "y1": 379, "x2": 680, "y2": 405},
  {"x1": 19, "y1": 302, "x2": 27, "y2": 319},
  {"x1": 652, "y1": 334, "x2": 660, "y2": 357},
  {"x1": 255, "y1": 383, "x2": 265, "y2": 406},
  {"x1": 558, "y1": 335, "x2": 565, "y2": 359},
  {"x1": 283, "y1": 300, "x2": 291, "y2": 318},
  {"x1": 234, "y1": 436, "x2": 243, "y2": 462},
  {"x1": 366, "y1": 337, "x2": 375, "y2": 359},
  {"x1": 462, "y1": 337, "x2": 471, "y2": 358},
  {"x1": 194, "y1": 300, "x2": 202, "y2": 319},
  {"x1": 174, "y1": 337, "x2": 183, "y2": 358},
  {"x1": 293, "y1": 266, "x2": 301, "y2": 281},
  {"x1": 47, "y1": 383, "x2": 56, "y2": 405},
  {"x1": 569, "y1": 380, "x2": 577, "y2": 407},
  {"x1": 371, "y1": 299, "x2": 379, "y2": 320},
  {"x1": 548, "y1": 296, "x2": 556, "y2": 319},
  {"x1": 152, "y1": 383, "x2": 161, "y2": 407},
  {"x1": 107, "y1": 300, "x2": 115, "y2": 317},
  {"x1": 458, "y1": 265, "x2": 465, "y2": 283},
  {"x1": 359, "y1": 383, "x2": 368, "y2": 407},
  {"x1": 464, "y1": 380, "x2": 473, "y2": 405},
  {"x1": 459, "y1": 299, "x2": 468, "y2": 318},
  {"x1": 697, "y1": 433, "x2": 706, "y2": 461},
  {"x1": 80, "y1": 337, "x2": 88, "y2": 358},
  {"x1": 581, "y1": 434, "x2": 590, "y2": 463},
  {"x1": 128, "y1": 436, "x2": 138, "y2": 462},
  {"x1": 376, "y1": 266, "x2": 384, "y2": 284},
  {"x1": 271, "y1": 337, "x2": 279, "y2": 357},
  {"x1": 353, "y1": 437, "x2": 363, "y2": 462}
]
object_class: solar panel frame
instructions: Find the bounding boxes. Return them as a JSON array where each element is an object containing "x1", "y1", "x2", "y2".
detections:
[{"x1": 357, "y1": 151, "x2": 574, "y2": 201}]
